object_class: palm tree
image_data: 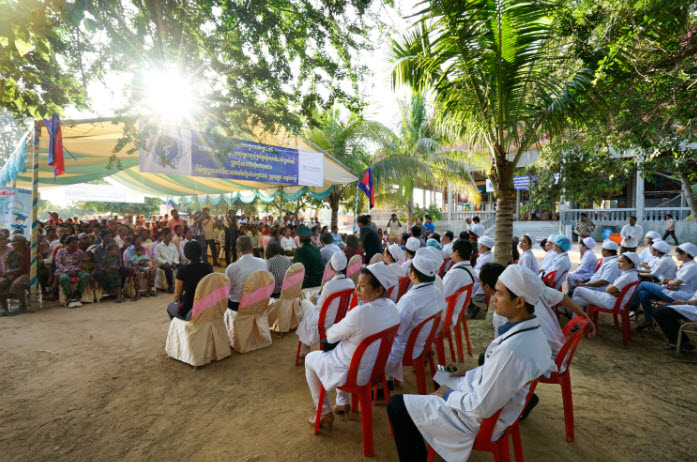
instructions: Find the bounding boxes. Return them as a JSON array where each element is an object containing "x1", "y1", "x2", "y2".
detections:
[
  {"x1": 390, "y1": 1, "x2": 594, "y2": 263},
  {"x1": 369, "y1": 94, "x2": 481, "y2": 225}
]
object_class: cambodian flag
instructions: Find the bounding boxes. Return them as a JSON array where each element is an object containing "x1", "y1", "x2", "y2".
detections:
[
  {"x1": 358, "y1": 168, "x2": 374, "y2": 209},
  {"x1": 42, "y1": 114, "x2": 64, "y2": 177}
]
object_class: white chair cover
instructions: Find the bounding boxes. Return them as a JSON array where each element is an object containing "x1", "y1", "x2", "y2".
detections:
[
  {"x1": 224, "y1": 270, "x2": 275, "y2": 353},
  {"x1": 346, "y1": 254, "x2": 363, "y2": 285},
  {"x1": 268, "y1": 263, "x2": 305, "y2": 333}
]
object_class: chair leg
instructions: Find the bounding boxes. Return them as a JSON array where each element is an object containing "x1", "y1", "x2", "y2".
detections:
[
  {"x1": 427, "y1": 447, "x2": 436, "y2": 462},
  {"x1": 427, "y1": 350, "x2": 437, "y2": 390},
  {"x1": 352, "y1": 392, "x2": 359, "y2": 413},
  {"x1": 621, "y1": 310, "x2": 631, "y2": 345},
  {"x1": 382, "y1": 377, "x2": 390, "y2": 404},
  {"x1": 359, "y1": 388, "x2": 374, "y2": 457},
  {"x1": 560, "y1": 373, "x2": 575, "y2": 442},
  {"x1": 494, "y1": 434, "x2": 510, "y2": 462},
  {"x1": 415, "y1": 360, "x2": 427, "y2": 395},
  {"x1": 446, "y1": 331, "x2": 457, "y2": 363},
  {"x1": 512, "y1": 425, "x2": 524, "y2": 461},
  {"x1": 295, "y1": 341, "x2": 302, "y2": 366},
  {"x1": 462, "y1": 317, "x2": 472, "y2": 356},
  {"x1": 314, "y1": 387, "x2": 326, "y2": 435},
  {"x1": 613, "y1": 313, "x2": 619, "y2": 327},
  {"x1": 435, "y1": 337, "x2": 446, "y2": 366}
]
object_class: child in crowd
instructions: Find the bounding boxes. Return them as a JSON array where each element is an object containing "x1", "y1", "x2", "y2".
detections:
[
  {"x1": 130, "y1": 245, "x2": 151, "y2": 273},
  {"x1": 81, "y1": 251, "x2": 97, "y2": 276},
  {"x1": 101, "y1": 243, "x2": 125, "y2": 303}
]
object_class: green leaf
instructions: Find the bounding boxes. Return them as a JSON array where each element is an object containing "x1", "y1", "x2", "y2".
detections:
[{"x1": 14, "y1": 38, "x2": 32, "y2": 56}]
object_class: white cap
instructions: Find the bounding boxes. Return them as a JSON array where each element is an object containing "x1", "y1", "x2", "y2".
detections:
[
  {"x1": 412, "y1": 247, "x2": 443, "y2": 277},
  {"x1": 548, "y1": 234, "x2": 558, "y2": 242},
  {"x1": 366, "y1": 263, "x2": 398, "y2": 291},
  {"x1": 679, "y1": 242, "x2": 697, "y2": 258},
  {"x1": 652, "y1": 240, "x2": 671, "y2": 254},
  {"x1": 602, "y1": 240, "x2": 619, "y2": 251},
  {"x1": 622, "y1": 251, "x2": 640, "y2": 268},
  {"x1": 478, "y1": 236, "x2": 495, "y2": 249},
  {"x1": 645, "y1": 231, "x2": 661, "y2": 240},
  {"x1": 522, "y1": 233, "x2": 536, "y2": 246},
  {"x1": 498, "y1": 264, "x2": 542, "y2": 305},
  {"x1": 330, "y1": 251, "x2": 347, "y2": 272},
  {"x1": 388, "y1": 244, "x2": 404, "y2": 262},
  {"x1": 582, "y1": 237, "x2": 597, "y2": 249},
  {"x1": 406, "y1": 237, "x2": 420, "y2": 252}
]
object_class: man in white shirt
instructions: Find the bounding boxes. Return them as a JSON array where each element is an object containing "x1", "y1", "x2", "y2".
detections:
[
  {"x1": 470, "y1": 216, "x2": 485, "y2": 237},
  {"x1": 225, "y1": 235, "x2": 267, "y2": 310},
  {"x1": 620, "y1": 216, "x2": 643, "y2": 253},
  {"x1": 442, "y1": 239, "x2": 475, "y2": 327},
  {"x1": 179, "y1": 227, "x2": 193, "y2": 264},
  {"x1": 280, "y1": 227, "x2": 297, "y2": 255},
  {"x1": 440, "y1": 231, "x2": 454, "y2": 259},
  {"x1": 319, "y1": 233, "x2": 341, "y2": 266},
  {"x1": 155, "y1": 228, "x2": 180, "y2": 293},
  {"x1": 571, "y1": 240, "x2": 620, "y2": 296},
  {"x1": 472, "y1": 235, "x2": 494, "y2": 296}
]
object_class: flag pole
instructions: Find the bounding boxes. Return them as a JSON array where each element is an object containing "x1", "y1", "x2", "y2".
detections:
[
  {"x1": 29, "y1": 121, "x2": 40, "y2": 312},
  {"x1": 353, "y1": 181, "x2": 359, "y2": 230}
]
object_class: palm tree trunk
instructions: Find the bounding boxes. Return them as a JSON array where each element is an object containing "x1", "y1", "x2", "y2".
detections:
[
  {"x1": 493, "y1": 196, "x2": 514, "y2": 265},
  {"x1": 407, "y1": 194, "x2": 414, "y2": 227},
  {"x1": 328, "y1": 188, "x2": 342, "y2": 229},
  {"x1": 678, "y1": 171, "x2": 697, "y2": 222}
]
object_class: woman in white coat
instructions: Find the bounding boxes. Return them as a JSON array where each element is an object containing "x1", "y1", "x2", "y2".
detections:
[
  {"x1": 566, "y1": 237, "x2": 599, "y2": 288},
  {"x1": 543, "y1": 235, "x2": 572, "y2": 289},
  {"x1": 304, "y1": 264, "x2": 399, "y2": 429},
  {"x1": 517, "y1": 234, "x2": 539, "y2": 274},
  {"x1": 571, "y1": 252, "x2": 640, "y2": 311},
  {"x1": 296, "y1": 252, "x2": 356, "y2": 357},
  {"x1": 471, "y1": 236, "x2": 494, "y2": 296},
  {"x1": 538, "y1": 234, "x2": 558, "y2": 274},
  {"x1": 386, "y1": 265, "x2": 555, "y2": 461},
  {"x1": 384, "y1": 243, "x2": 405, "y2": 278}
]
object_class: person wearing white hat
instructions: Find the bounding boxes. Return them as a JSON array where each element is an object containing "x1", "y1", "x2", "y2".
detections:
[
  {"x1": 441, "y1": 239, "x2": 476, "y2": 329},
  {"x1": 567, "y1": 237, "x2": 598, "y2": 289},
  {"x1": 471, "y1": 235, "x2": 494, "y2": 296},
  {"x1": 639, "y1": 231, "x2": 662, "y2": 266},
  {"x1": 304, "y1": 263, "x2": 399, "y2": 429},
  {"x1": 384, "y1": 244, "x2": 405, "y2": 279},
  {"x1": 517, "y1": 234, "x2": 539, "y2": 274},
  {"x1": 542, "y1": 236, "x2": 572, "y2": 289},
  {"x1": 297, "y1": 251, "x2": 356, "y2": 356},
  {"x1": 572, "y1": 240, "x2": 621, "y2": 296},
  {"x1": 401, "y1": 237, "x2": 421, "y2": 277},
  {"x1": 638, "y1": 240, "x2": 677, "y2": 282},
  {"x1": 571, "y1": 252, "x2": 640, "y2": 312},
  {"x1": 538, "y1": 235, "x2": 558, "y2": 274},
  {"x1": 386, "y1": 248, "x2": 447, "y2": 382},
  {"x1": 634, "y1": 242, "x2": 697, "y2": 330},
  {"x1": 387, "y1": 264, "x2": 555, "y2": 462}
]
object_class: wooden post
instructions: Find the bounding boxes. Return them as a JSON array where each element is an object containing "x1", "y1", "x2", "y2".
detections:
[{"x1": 29, "y1": 121, "x2": 40, "y2": 311}]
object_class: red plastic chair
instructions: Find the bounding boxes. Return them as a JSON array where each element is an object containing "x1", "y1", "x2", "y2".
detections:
[
  {"x1": 586, "y1": 281, "x2": 639, "y2": 345},
  {"x1": 438, "y1": 258, "x2": 451, "y2": 278},
  {"x1": 402, "y1": 311, "x2": 442, "y2": 395},
  {"x1": 431, "y1": 284, "x2": 474, "y2": 374},
  {"x1": 427, "y1": 379, "x2": 541, "y2": 462},
  {"x1": 594, "y1": 258, "x2": 603, "y2": 273},
  {"x1": 313, "y1": 324, "x2": 400, "y2": 458},
  {"x1": 542, "y1": 270, "x2": 558, "y2": 288},
  {"x1": 540, "y1": 315, "x2": 590, "y2": 442},
  {"x1": 396, "y1": 276, "x2": 411, "y2": 302},
  {"x1": 295, "y1": 288, "x2": 354, "y2": 366}
]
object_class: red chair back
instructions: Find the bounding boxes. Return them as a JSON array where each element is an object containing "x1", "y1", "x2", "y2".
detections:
[
  {"x1": 595, "y1": 258, "x2": 603, "y2": 273},
  {"x1": 445, "y1": 283, "x2": 474, "y2": 329},
  {"x1": 556, "y1": 316, "x2": 590, "y2": 372},
  {"x1": 474, "y1": 379, "x2": 539, "y2": 446},
  {"x1": 343, "y1": 324, "x2": 400, "y2": 388},
  {"x1": 438, "y1": 258, "x2": 451, "y2": 278},
  {"x1": 554, "y1": 270, "x2": 568, "y2": 291},
  {"x1": 403, "y1": 311, "x2": 442, "y2": 367},
  {"x1": 612, "y1": 280, "x2": 639, "y2": 312},
  {"x1": 542, "y1": 270, "x2": 557, "y2": 288},
  {"x1": 396, "y1": 276, "x2": 411, "y2": 302},
  {"x1": 317, "y1": 288, "x2": 355, "y2": 343}
]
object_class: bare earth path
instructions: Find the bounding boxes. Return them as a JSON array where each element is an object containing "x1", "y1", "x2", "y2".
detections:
[{"x1": 1, "y1": 253, "x2": 695, "y2": 461}]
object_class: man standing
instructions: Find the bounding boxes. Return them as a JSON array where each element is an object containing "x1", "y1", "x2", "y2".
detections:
[
  {"x1": 225, "y1": 212, "x2": 238, "y2": 265},
  {"x1": 620, "y1": 216, "x2": 643, "y2": 253},
  {"x1": 225, "y1": 235, "x2": 267, "y2": 310},
  {"x1": 387, "y1": 214, "x2": 402, "y2": 244},
  {"x1": 167, "y1": 209, "x2": 185, "y2": 233},
  {"x1": 470, "y1": 216, "x2": 485, "y2": 237},
  {"x1": 201, "y1": 208, "x2": 219, "y2": 267},
  {"x1": 357, "y1": 215, "x2": 383, "y2": 263},
  {"x1": 155, "y1": 228, "x2": 180, "y2": 294},
  {"x1": 424, "y1": 215, "x2": 435, "y2": 235},
  {"x1": 573, "y1": 212, "x2": 595, "y2": 241},
  {"x1": 415, "y1": 217, "x2": 428, "y2": 239},
  {"x1": 293, "y1": 226, "x2": 324, "y2": 288},
  {"x1": 663, "y1": 214, "x2": 678, "y2": 245}
]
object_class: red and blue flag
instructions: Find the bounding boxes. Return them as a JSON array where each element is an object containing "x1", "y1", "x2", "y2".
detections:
[
  {"x1": 42, "y1": 114, "x2": 64, "y2": 177},
  {"x1": 358, "y1": 168, "x2": 374, "y2": 209}
]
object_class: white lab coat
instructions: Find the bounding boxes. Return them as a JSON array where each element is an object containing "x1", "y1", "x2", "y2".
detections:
[
  {"x1": 404, "y1": 316, "x2": 555, "y2": 462},
  {"x1": 442, "y1": 242, "x2": 453, "y2": 259},
  {"x1": 470, "y1": 223, "x2": 485, "y2": 236},
  {"x1": 572, "y1": 269, "x2": 638, "y2": 310},
  {"x1": 472, "y1": 250, "x2": 493, "y2": 296},
  {"x1": 296, "y1": 274, "x2": 355, "y2": 346},
  {"x1": 517, "y1": 249, "x2": 539, "y2": 274},
  {"x1": 650, "y1": 254, "x2": 677, "y2": 281},
  {"x1": 586, "y1": 255, "x2": 620, "y2": 291},
  {"x1": 639, "y1": 247, "x2": 657, "y2": 266},
  {"x1": 401, "y1": 258, "x2": 414, "y2": 277},
  {"x1": 442, "y1": 261, "x2": 475, "y2": 328},
  {"x1": 620, "y1": 224, "x2": 643, "y2": 248},
  {"x1": 661, "y1": 260, "x2": 697, "y2": 300},
  {"x1": 304, "y1": 297, "x2": 399, "y2": 391},
  {"x1": 669, "y1": 290, "x2": 697, "y2": 321},
  {"x1": 386, "y1": 282, "x2": 446, "y2": 381},
  {"x1": 544, "y1": 251, "x2": 571, "y2": 288},
  {"x1": 538, "y1": 250, "x2": 555, "y2": 273},
  {"x1": 567, "y1": 249, "x2": 598, "y2": 287}
]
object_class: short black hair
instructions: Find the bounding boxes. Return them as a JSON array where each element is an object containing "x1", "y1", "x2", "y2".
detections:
[
  {"x1": 507, "y1": 287, "x2": 536, "y2": 314},
  {"x1": 666, "y1": 214, "x2": 673, "y2": 218},
  {"x1": 409, "y1": 263, "x2": 436, "y2": 283},
  {"x1": 579, "y1": 212, "x2": 587, "y2": 217},
  {"x1": 357, "y1": 215, "x2": 369, "y2": 224},
  {"x1": 605, "y1": 249, "x2": 618, "y2": 256},
  {"x1": 267, "y1": 241, "x2": 283, "y2": 257},
  {"x1": 479, "y1": 262, "x2": 505, "y2": 290},
  {"x1": 443, "y1": 231, "x2": 454, "y2": 241},
  {"x1": 629, "y1": 215, "x2": 637, "y2": 220},
  {"x1": 539, "y1": 238, "x2": 548, "y2": 247},
  {"x1": 410, "y1": 225, "x2": 421, "y2": 237},
  {"x1": 321, "y1": 233, "x2": 334, "y2": 245},
  {"x1": 459, "y1": 231, "x2": 469, "y2": 240},
  {"x1": 452, "y1": 239, "x2": 473, "y2": 260},
  {"x1": 473, "y1": 216, "x2": 480, "y2": 223},
  {"x1": 425, "y1": 215, "x2": 432, "y2": 220},
  {"x1": 430, "y1": 232, "x2": 441, "y2": 243}
]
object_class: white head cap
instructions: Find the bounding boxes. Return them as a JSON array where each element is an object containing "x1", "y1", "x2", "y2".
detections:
[
  {"x1": 522, "y1": 233, "x2": 536, "y2": 246},
  {"x1": 478, "y1": 236, "x2": 495, "y2": 249},
  {"x1": 602, "y1": 240, "x2": 619, "y2": 251},
  {"x1": 622, "y1": 251, "x2": 640, "y2": 268},
  {"x1": 652, "y1": 240, "x2": 671, "y2": 254},
  {"x1": 679, "y1": 242, "x2": 697, "y2": 258},
  {"x1": 330, "y1": 251, "x2": 347, "y2": 272},
  {"x1": 406, "y1": 237, "x2": 420, "y2": 252},
  {"x1": 366, "y1": 263, "x2": 398, "y2": 291},
  {"x1": 412, "y1": 247, "x2": 443, "y2": 277},
  {"x1": 582, "y1": 237, "x2": 597, "y2": 249},
  {"x1": 548, "y1": 234, "x2": 558, "y2": 242},
  {"x1": 498, "y1": 264, "x2": 542, "y2": 305},
  {"x1": 645, "y1": 231, "x2": 661, "y2": 240},
  {"x1": 388, "y1": 244, "x2": 404, "y2": 262}
]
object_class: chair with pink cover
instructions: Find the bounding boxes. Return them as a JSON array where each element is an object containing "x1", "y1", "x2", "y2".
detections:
[
  {"x1": 346, "y1": 254, "x2": 363, "y2": 285},
  {"x1": 369, "y1": 253, "x2": 383, "y2": 264},
  {"x1": 165, "y1": 273, "x2": 232, "y2": 367},
  {"x1": 268, "y1": 263, "x2": 306, "y2": 334},
  {"x1": 224, "y1": 270, "x2": 275, "y2": 353}
]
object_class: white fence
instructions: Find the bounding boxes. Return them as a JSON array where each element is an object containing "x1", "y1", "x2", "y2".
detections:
[{"x1": 564, "y1": 207, "x2": 691, "y2": 224}]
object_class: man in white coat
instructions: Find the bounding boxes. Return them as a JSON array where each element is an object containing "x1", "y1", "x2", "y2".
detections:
[
  {"x1": 566, "y1": 237, "x2": 598, "y2": 289},
  {"x1": 386, "y1": 248, "x2": 447, "y2": 382},
  {"x1": 387, "y1": 265, "x2": 555, "y2": 461},
  {"x1": 571, "y1": 240, "x2": 620, "y2": 296},
  {"x1": 441, "y1": 239, "x2": 475, "y2": 329},
  {"x1": 471, "y1": 235, "x2": 494, "y2": 296}
]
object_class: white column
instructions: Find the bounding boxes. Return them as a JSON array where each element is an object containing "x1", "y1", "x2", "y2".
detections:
[
  {"x1": 635, "y1": 169, "x2": 645, "y2": 222},
  {"x1": 447, "y1": 187, "x2": 453, "y2": 225}
]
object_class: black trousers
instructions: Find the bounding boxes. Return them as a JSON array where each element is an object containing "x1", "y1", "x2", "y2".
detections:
[
  {"x1": 654, "y1": 306, "x2": 691, "y2": 344},
  {"x1": 662, "y1": 230, "x2": 679, "y2": 245},
  {"x1": 387, "y1": 395, "x2": 427, "y2": 462},
  {"x1": 206, "y1": 239, "x2": 219, "y2": 266},
  {"x1": 160, "y1": 265, "x2": 174, "y2": 288},
  {"x1": 225, "y1": 244, "x2": 237, "y2": 266},
  {"x1": 228, "y1": 300, "x2": 239, "y2": 311},
  {"x1": 195, "y1": 236, "x2": 207, "y2": 263}
]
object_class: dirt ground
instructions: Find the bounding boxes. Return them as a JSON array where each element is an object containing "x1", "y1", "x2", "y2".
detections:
[{"x1": 1, "y1": 249, "x2": 696, "y2": 461}]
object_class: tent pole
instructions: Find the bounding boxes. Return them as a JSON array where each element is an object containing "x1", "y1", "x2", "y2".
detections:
[
  {"x1": 29, "y1": 121, "x2": 40, "y2": 312},
  {"x1": 353, "y1": 182, "x2": 359, "y2": 230}
]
